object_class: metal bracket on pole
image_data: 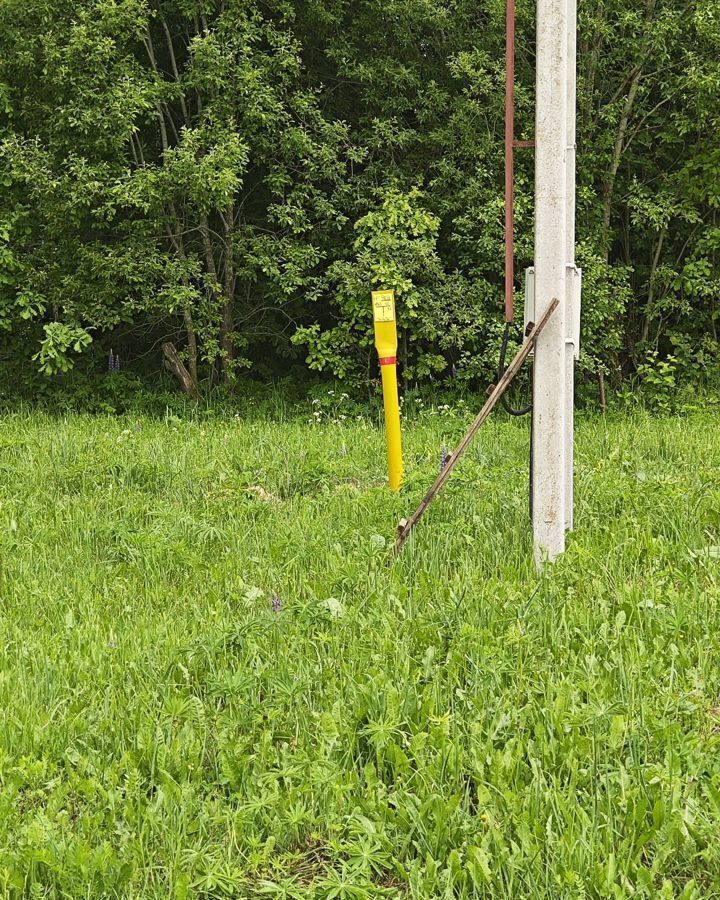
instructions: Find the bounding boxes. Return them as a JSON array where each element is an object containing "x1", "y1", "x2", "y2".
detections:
[{"x1": 525, "y1": 265, "x2": 581, "y2": 359}]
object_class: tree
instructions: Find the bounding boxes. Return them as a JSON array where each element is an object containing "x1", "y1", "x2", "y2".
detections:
[
  {"x1": 0, "y1": 0, "x2": 349, "y2": 394},
  {"x1": 0, "y1": 0, "x2": 717, "y2": 399}
]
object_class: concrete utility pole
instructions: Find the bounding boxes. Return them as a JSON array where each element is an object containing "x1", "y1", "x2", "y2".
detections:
[{"x1": 532, "y1": 0, "x2": 578, "y2": 565}]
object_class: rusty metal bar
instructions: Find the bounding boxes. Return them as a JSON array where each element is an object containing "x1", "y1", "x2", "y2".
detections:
[
  {"x1": 504, "y1": 0, "x2": 516, "y2": 323},
  {"x1": 393, "y1": 298, "x2": 559, "y2": 554}
]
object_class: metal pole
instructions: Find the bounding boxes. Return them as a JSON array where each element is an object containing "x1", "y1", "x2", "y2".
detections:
[
  {"x1": 504, "y1": 0, "x2": 516, "y2": 323},
  {"x1": 532, "y1": 0, "x2": 570, "y2": 565}
]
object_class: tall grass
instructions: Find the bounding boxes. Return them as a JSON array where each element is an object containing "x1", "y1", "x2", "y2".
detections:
[{"x1": 0, "y1": 408, "x2": 718, "y2": 897}]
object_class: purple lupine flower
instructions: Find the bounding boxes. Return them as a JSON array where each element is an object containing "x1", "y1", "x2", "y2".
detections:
[
  {"x1": 108, "y1": 350, "x2": 116, "y2": 373},
  {"x1": 113, "y1": 353, "x2": 121, "y2": 373},
  {"x1": 271, "y1": 594, "x2": 282, "y2": 613},
  {"x1": 451, "y1": 363, "x2": 457, "y2": 378},
  {"x1": 440, "y1": 447, "x2": 451, "y2": 472}
]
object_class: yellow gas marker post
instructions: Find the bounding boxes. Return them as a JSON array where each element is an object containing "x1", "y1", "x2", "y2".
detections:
[{"x1": 372, "y1": 289, "x2": 403, "y2": 491}]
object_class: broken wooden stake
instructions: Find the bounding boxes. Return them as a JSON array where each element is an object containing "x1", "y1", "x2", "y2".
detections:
[{"x1": 393, "y1": 298, "x2": 559, "y2": 554}]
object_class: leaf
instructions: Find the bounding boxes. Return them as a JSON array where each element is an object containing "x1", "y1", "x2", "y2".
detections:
[{"x1": 323, "y1": 597, "x2": 344, "y2": 618}]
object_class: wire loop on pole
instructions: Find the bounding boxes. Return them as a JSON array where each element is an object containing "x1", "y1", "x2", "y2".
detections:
[{"x1": 498, "y1": 322, "x2": 532, "y2": 417}]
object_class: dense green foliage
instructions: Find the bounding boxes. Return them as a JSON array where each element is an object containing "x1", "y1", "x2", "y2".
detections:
[
  {"x1": 0, "y1": 407, "x2": 718, "y2": 896},
  {"x1": 0, "y1": 0, "x2": 718, "y2": 399}
]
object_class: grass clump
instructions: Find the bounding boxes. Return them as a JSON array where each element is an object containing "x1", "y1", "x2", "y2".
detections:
[{"x1": 0, "y1": 408, "x2": 718, "y2": 898}]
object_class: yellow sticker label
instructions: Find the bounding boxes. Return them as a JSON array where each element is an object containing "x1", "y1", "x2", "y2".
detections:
[{"x1": 371, "y1": 290, "x2": 396, "y2": 323}]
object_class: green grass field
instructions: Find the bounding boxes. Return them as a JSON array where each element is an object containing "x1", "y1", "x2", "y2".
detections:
[{"x1": 0, "y1": 407, "x2": 719, "y2": 898}]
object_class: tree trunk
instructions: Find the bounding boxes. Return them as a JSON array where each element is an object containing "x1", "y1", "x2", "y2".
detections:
[
  {"x1": 198, "y1": 213, "x2": 228, "y2": 381},
  {"x1": 165, "y1": 213, "x2": 200, "y2": 395},
  {"x1": 182, "y1": 308, "x2": 199, "y2": 387},
  {"x1": 601, "y1": 66, "x2": 644, "y2": 244},
  {"x1": 601, "y1": 0, "x2": 656, "y2": 251},
  {"x1": 712, "y1": 211, "x2": 719, "y2": 344},
  {"x1": 163, "y1": 342, "x2": 198, "y2": 400},
  {"x1": 599, "y1": 0, "x2": 656, "y2": 389},
  {"x1": 220, "y1": 201, "x2": 235, "y2": 382},
  {"x1": 640, "y1": 226, "x2": 666, "y2": 346},
  {"x1": 159, "y1": 14, "x2": 190, "y2": 125}
]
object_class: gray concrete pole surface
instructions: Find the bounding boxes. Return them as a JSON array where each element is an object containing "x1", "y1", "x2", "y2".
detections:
[
  {"x1": 532, "y1": 0, "x2": 574, "y2": 565},
  {"x1": 564, "y1": 0, "x2": 578, "y2": 533}
]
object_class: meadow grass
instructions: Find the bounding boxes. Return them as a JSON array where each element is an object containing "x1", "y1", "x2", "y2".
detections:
[{"x1": 0, "y1": 406, "x2": 719, "y2": 898}]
